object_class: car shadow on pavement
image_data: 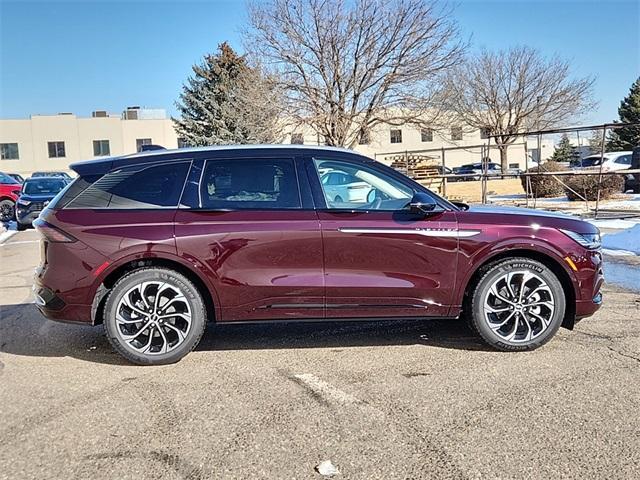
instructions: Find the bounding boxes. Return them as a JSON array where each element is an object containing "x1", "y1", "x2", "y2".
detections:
[{"x1": 0, "y1": 303, "x2": 491, "y2": 365}]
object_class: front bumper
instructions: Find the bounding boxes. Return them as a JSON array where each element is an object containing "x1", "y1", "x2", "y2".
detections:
[{"x1": 16, "y1": 208, "x2": 42, "y2": 226}]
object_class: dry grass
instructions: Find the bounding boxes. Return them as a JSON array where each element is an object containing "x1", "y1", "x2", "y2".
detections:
[{"x1": 421, "y1": 178, "x2": 525, "y2": 203}]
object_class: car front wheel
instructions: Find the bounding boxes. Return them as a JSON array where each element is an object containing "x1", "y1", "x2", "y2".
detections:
[
  {"x1": 0, "y1": 199, "x2": 15, "y2": 222},
  {"x1": 104, "y1": 268, "x2": 207, "y2": 365},
  {"x1": 468, "y1": 257, "x2": 566, "y2": 351}
]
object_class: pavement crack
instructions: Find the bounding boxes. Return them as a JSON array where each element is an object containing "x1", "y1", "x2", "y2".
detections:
[{"x1": 607, "y1": 346, "x2": 640, "y2": 364}]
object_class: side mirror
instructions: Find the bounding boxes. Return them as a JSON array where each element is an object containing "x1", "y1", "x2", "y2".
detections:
[{"x1": 407, "y1": 192, "x2": 444, "y2": 215}]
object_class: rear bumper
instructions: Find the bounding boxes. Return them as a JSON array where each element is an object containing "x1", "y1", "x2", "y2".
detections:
[{"x1": 33, "y1": 282, "x2": 93, "y2": 324}]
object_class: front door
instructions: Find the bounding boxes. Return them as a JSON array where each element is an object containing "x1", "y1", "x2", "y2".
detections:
[
  {"x1": 309, "y1": 156, "x2": 461, "y2": 318},
  {"x1": 175, "y1": 156, "x2": 324, "y2": 321}
]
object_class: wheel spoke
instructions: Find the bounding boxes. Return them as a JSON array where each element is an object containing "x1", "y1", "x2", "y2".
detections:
[
  {"x1": 121, "y1": 294, "x2": 148, "y2": 317},
  {"x1": 489, "y1": 311, "x2": 516, "y2": 330},
  {"x1": 121, "y1": 320, "x2": 153, "y2": 341},
  {"x1": 159, "y1": 295, "x2": 187, "y2": 314},
  {"x1": 489, "y1": 284, "x2": 516, "y2": 306},
  {"x1": 163, "y1": 322, "x2": 187, "y2": 342}
]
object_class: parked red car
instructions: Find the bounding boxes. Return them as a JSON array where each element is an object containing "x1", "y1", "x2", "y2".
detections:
[
  {"x1": 0, "y1": 172, "x2": 23, "y2": 222},
  {"x1": 33, "y1": 146, "x2": 603, "y2": 364}
]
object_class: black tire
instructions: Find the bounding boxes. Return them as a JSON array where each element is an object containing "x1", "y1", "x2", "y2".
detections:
[
  {"x1": 16, "y1": 222, "x2": 28, "y2": 231},
  {"x1": 103, "y1": 267, "x2": 207, "y2": 365},
  {"x1": 0, "y1": 199, "x2": 15, "y2": 222},
  {"x1": 468, "y1": 257, "x2": 566, "y2": 351}
]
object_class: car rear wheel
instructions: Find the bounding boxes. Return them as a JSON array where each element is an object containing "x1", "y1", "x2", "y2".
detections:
[
  {"x1": 104, "y1": 268, "x2": 207, "y2": 365},
  {"x1": 0, "y1": 199, "x2": 15, "y2": 222},
  {"x1": 468, "y1": 258, "x2": 566, "y2": 351}
]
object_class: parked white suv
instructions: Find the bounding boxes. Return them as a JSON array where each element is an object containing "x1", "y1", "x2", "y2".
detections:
[
  {"x1": 320, "y1": 169, "x2": 373, "y2": 204},
  {"x1": 574, "y1": 151, "x2": 633, "y2": 172}
]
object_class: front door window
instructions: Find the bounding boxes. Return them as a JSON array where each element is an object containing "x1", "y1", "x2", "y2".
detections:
[{"x1": 313, "y1": 158, "x2": 413, "y2": 211}]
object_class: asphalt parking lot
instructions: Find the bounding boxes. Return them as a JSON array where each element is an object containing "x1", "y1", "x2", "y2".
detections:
[{"x1": 1, "y1": 229, "x2": 639, "y2": 479}]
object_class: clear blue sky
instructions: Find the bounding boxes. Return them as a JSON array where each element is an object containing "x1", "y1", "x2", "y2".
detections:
[{"x1": 1, "y1": 0, "x2": 638, "y2": 124}]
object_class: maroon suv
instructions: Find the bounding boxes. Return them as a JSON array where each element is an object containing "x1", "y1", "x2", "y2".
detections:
[{"x1": 33, "y1": 146, "x2": 603, "y2": 364}]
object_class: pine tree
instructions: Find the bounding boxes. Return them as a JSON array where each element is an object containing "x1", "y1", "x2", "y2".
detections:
[
  {"x1": 588, "y1": 129, "x2": 604, "y2": 155},
  {"x1": 173, "y1": 42, "x2": 280, "y2": 146},
  {"x1": 550, "y1": 134, "x2": 579, "y2": 163},
  {"x1": 606, "y1": 77, "x2": 640, "y2": 151}
]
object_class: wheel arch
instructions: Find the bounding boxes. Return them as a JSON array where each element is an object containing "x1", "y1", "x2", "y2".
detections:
[
  {"x1": 460, "y1": 248, "x2": 577, "y2": 330},
  {"x1": 92, "y1": 256, "x2": 218, "y2": 326}
]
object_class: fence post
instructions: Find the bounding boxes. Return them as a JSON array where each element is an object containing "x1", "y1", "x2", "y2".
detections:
[
  {"x1": 441, "y1": 146, "x2": 447, "y2": 197},
  {"x1": 594, "y1": 126, "x2": 607, "y2": 217}
]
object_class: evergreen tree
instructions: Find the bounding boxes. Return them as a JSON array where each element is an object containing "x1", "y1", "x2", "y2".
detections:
[
  {"x1": 550, "y1": 134, "x2": 579, "y2": 163},
  {"x1": 173, "y1": 42, "x2": 280, "y2": 146},
  {"x1": 606, "y1": 77, "x2": 640, "y2": 151},
  {"x1": 588, "y1": 129, "x2": 604, "y2": 155}
]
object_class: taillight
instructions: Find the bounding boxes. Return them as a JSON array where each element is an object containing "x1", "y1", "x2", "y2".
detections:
[{"x1": 33, "y1": 219, "x2": 76, "y2": 243}]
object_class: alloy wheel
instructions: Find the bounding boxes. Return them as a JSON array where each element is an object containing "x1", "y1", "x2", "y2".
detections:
[
  {"x1": 483, "y1": 270, "x2": 555, "y2": 343},
  {"x1": 0, "y1": 203, "x2": 13, "y2": 222},
  {"x1": 115, "y1": 281, "x2": 192, "y2": 355}
]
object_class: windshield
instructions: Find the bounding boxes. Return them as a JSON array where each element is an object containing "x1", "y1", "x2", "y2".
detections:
[
  {"x1": 580, "y1": 156, "x2": 603, "y2": 167},
  {"x1": 23, "y1": 179, "x2": 67, "y2": 195},
  {"x1": 0, "y1": 173, "x2": 19, "y2": 184}
]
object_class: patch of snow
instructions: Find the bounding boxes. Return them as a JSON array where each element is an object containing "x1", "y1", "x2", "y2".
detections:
[
  {"x1": 602, "y1": 248, "x2": 637, "y2": 257},
  {"x1": 0, "y1": 225, "x2": 17, "y2": 244},
  {"x1": 589, "y1": 219, "x2": 640, "y2": 229},
  {"x1": 315, "y1": 460, "x2": 340, "y2": 477},
  {"x1": 602, "y1": 224, "x2": 640, "y2": 255}
]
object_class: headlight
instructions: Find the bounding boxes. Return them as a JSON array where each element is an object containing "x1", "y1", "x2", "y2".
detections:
[
  {"x1": 17, "y1": 199, "x2": 31, "y2": 207},
  {"x1": 560, "y1": 229, "x2": 601, "y2": 249}
]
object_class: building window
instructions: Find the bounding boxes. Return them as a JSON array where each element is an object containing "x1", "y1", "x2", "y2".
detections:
[
  {"x1": 421, "y1": 128, "x2": 433, "y2": 142},
  {"x1": 358, "y1": 130, "x2": 370, "y2": 145},
  {"x1": 390, "y1": 129, "x2": 402, "y2": 144},
  {"x1": 480, "y1": 127, "x2": 492, "y2": 139},
  {"x1": 93, "y1": 140, "x2": 110, "y2": 156},
  {"x1": 509, "y1": 163, "x2": 520, "y2": 169},
  {"x1": 48, "y1": 141, "x2": 66, "y2": 158},
  {"x1": 291, "y1": 133, "x2": 304, "y2": 145},
  {"x1": 136, "y1": 138, "x2": 152, "y2": 151},
  {"x1": 451, "y1": 127, "x2": 463, "y2": 141},
  {"x1": 0, "y1": 143, "x2": 19, "y2": 160},
  {"x1": 177, "y1": 138, "x2": 190, "y2": 148}
]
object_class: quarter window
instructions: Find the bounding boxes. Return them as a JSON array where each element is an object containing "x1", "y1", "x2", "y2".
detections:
[
  {"x1": 615, "y1": 154, "x2": 632, "y2": 165},
  {"x1": 313, "y1": 158, "x2": 413, "y2": 211},
  {"x1": 48, "y1": 141, "x2": 66, "y2": 158},
  {"x1": 200, "y1": 159, "x2": 300, "y2": 210},
  {"x1": 390, "y1": 129, "x2": 402, "y2": 144},
  {"x1": 67, "y1": 162, "x2": 190, "y2": 209},
  {"x1": 93, "y1": 140, "x2": 110, "y2": 156},
  {"x1": 0, "y1": 143, "x2": 19, "y2": 160}
]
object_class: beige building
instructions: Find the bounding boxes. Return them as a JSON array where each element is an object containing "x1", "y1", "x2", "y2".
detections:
[
  {"x1": 0, "y1": 107, "x2": 178, "y2": 176},
  {"x1": 0, "y1": 106, "x2": 553, "y2": 176},
  {"x1": 286, "y1": 124, "x2": 554, "y2": 170}
]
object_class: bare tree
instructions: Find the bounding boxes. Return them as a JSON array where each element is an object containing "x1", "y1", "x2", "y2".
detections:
[
  {"x1": 446, "y1": 46, "x2": 595, "y2": 170},
  {"x1": 245, "y1": 0, "x2": 464, "y2": 148}
]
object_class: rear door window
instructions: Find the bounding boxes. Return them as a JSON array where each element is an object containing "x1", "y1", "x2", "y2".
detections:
[
  {"x1": 199, "y1": 158, "x2": 300, "y2": 210},
  {"x1": 65, "y1": 162, "x2": 190, "y2": 209}
]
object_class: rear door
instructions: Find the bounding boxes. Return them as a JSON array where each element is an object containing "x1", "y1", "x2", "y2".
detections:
[
  {"x1": 174, "y1": 154, "x2": 324, "y2": 321},
  {"x1": 308, "y1": 155, "x2": 461, "y2": 319}
]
